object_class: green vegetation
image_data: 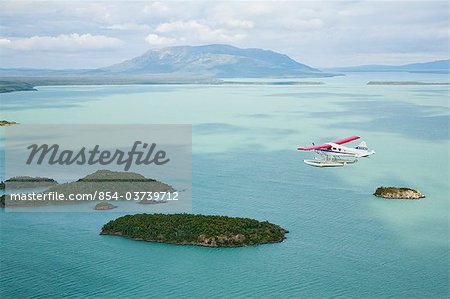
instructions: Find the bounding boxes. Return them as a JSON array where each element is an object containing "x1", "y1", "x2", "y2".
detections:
[
  {"x1": 46, "y1": 170, "x2": 174, "y2": 196},
  {"x1": 101, "y1": 213, "x2": 288, "y2": 247},
  {"x1": 138, "y1": 199, "x2": 167, "y2": 205},
  {"x1": 0, "y1": 80, "x2": 36, "y2": 93},
  {"x1": 0, "y1": 76, "x2": 220, "y2": 93},
  {"x1": 0, "y1": 120, "x2": 18, "y2": 126},
  {"x1": 374, "y1": 187, "x2": 425, "y2": 199},
  {"x1": 2, "y1": 170, "x2": 174, "y2": 207},
  {"x1": 0, "y1": 76, "x2": 327, "y2": 94},
  {"x1": 0, "y1": 176, "x2": 57, "y2": 189}
]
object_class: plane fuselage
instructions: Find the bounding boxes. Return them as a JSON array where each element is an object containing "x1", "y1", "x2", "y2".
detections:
[{"x1": 315, "y1": 143, "x2": 375, "y2": 158}]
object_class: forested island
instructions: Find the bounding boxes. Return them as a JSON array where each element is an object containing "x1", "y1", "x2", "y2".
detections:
[
  {"x1": 374, "y1": 187, "x2": 425, "y2": 199},
  {"x1": 0, "y1": 120, "x2": 18, "y2": 126},
  {"x1": 0, "y1": 81, "x2": 36, "y2": 93},
  {"x1": 0, "y1": 176, "x2": 57, "y2": 189},
  {"x1": 101, "y1": 214, "x2": 288, "y2": 247},
  {"x1": 2, "y1": 170, "x2": 174, "y2": 207}
]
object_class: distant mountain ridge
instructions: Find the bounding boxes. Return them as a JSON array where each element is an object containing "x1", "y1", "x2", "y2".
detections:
[
  {"x1": 325, "y1": 59, "x2": 449, "y2": 73},
  {"x1": 95, "y1": 44, "x2": 328, "y2": 78},
  {"x1": 0, "y1": 44, "x2": 333, "y2": 78}
]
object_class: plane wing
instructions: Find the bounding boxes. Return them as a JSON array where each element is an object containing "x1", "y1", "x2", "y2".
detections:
[
  {"x1": 297, "y1": 143, "x2": 331, "y2": 151},
  {"x1": 332, "y1": 135, "x2": 360, "y2": 145},
  {"x1": 297, "y1": 136, "x2": 360, "y2": 151}
]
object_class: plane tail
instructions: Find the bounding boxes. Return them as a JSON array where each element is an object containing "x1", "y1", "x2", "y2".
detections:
[{"x1": 355, "y1": 141, "x2": 368, "y2": 150}]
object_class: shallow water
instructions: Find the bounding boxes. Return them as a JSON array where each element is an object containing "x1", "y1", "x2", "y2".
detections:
[{"x1": 0, "y1": 73, "x2": 448, "y2": 298}]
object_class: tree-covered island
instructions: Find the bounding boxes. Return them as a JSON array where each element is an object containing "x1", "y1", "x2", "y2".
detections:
[
  {"x1": 0, "y1": 120, "x2": 18, "y2": 126},
  {"x1": 101, "y1": 213, "x2": 288, "y2": 247},
  {"x1": 0, "y1": 176, "x2": 58, "y2": 190},
  {"x1": 374, "y1": 187, "x2": 425, "y2": 199}
]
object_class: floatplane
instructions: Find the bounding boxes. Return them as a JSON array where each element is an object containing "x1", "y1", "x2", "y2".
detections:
[{"x1": 297, "y1": 136, "x2": 375, "y2": 167}]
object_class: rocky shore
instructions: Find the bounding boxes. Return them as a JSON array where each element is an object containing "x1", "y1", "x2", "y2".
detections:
[
  {"x1": 94, "y1": 202, "x2": 118, "y2": 210},
  {"x1": 0, "y1": 120, "x2": 18, "y2": 126},
  {"x1": 374, "y1": 187, "x2": 425, "y2": 199}
]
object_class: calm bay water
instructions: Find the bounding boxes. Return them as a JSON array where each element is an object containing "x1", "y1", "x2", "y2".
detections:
[{"x1": 0, "y1": 73, "x2": 448, "y2": 298}]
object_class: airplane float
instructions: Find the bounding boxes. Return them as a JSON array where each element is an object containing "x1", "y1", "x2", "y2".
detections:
[{"x1": 297, "y1": 136, "x2": 375, "y2": 167}]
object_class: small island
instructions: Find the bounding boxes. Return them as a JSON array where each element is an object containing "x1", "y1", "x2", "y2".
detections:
[
  {"x1": 1, "y1": 170, "x2": 175, "y2": 208},
  {"x1": 0, "y1": 120, "x2": 18, "y2": 126},
  {"x1": 101, "y1": 214, "x2": 288, "y2": 247},
  {"x1": 374, "y1": 187, "x2": 425, "y2": 199},
  {"x1": 94, "y1": 202, "x2": 118, "y2": 210},
  {"x1": 0, "y1": 176, "x2": 58, "y2": 190},
  {"x1": 138, "y1": 199, "x2": 167, "y2": 205},
  {"x1": 0, "y1": 81, "x2": 36, "y2": 93}
]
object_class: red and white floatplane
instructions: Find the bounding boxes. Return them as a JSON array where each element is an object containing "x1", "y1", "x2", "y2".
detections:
[{"x1": 297, "y1": 136, "x2": 375, "y2": 167}]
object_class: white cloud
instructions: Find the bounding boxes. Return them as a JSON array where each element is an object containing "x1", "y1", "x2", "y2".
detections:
[
  {"x1": 0, "y1": 38, "x2": 11, "y2": 46},
  {"x1": 281, "y1": 18, "x2": 323, "y2": 30},
  {"x1": 144, "y1": 2, "x2": 169, "y2": 15},
  {"x1": 103, "y1": 23, "x2": 150, "y2": 31},
  {"x1": 222, "y1": 18, "x2": 254, "y2": 29},
  {"x1": 155, "y1": 20, "x2": 245, "y2": 43},
  {"x1": 145, "y1": 34, "x2": 176, "y2": 46},
  {"x1": 0, "y1": 33, "x2": 123, "y2": 51},
  {"x1": 155, "y1": 20, "x2": 196, "y2": 33},
  {"x1": 0, "y1": 1, "x2": 448, "y2": 68}
]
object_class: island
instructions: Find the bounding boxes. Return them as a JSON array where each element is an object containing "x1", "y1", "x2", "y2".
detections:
[
  {"x1": 0, "y1": 44, "x2": 340, "y2": 93},
  {"x1": 101, "y1": 213, "x2": 288, "y2": 247},
  {"x1": 94, "y1": 202, "x2": 118, "y2": 210},
  {"x1": 0, "y1": 120, "x2": 18, "y2": 126},
  {"x1": 138, "y1": 199, "x2": 167, "y2": 205},
  {"x1": 374, "y1": 187, "x2": 425, "y2": 199},
  {"x1": 1, "y1": 170, "x2": 175, "y2": 207},
  {"x1": 0, "y1": 81, "x2": 36, "y2": 93},
  {"x1": 0, "y1": 176, "x2": 58, "y2": 189}
]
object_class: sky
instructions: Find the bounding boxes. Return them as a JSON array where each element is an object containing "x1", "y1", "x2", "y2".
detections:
[{"x1": 0, "y1": 1, "x2": 448, "y2": 69}]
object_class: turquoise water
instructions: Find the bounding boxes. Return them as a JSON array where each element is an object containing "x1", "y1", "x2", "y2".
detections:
[{"x1": 0, "y1": 73, "x2": 449, "y2": 298}]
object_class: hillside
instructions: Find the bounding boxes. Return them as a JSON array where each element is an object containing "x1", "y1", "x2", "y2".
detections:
[
  {"x1": 325, "y1": 59, "x2": 449, "y2": 73},
  {"x1": 0, "y1": 45, "x2": 332, "y2": 79},
  {"x1": 96, "y1": 44, "x2": 328, "y2": 78},
  {"x1": 3, "y1": 170, "x2": 174, "y2": 207}
]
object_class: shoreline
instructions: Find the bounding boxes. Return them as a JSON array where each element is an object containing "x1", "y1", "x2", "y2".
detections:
[
  {"x1": 100, "y1": 231, "x2": 287, "y2": 248},
  {"x1": 0, "y1": 78, "x2": 327, "y2": 94}
]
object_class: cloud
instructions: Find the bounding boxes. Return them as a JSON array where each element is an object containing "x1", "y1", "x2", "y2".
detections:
[
  {"x1": 0, "y1": 38, "x2": 11, "y2": 46},
  {"x1": 102, "y1": 23, "x2": 150, "y2": 31},
  {"x1": 0, "y1": 1, "x2": 448, "y2": 68},
  {"x1": 144, "y1": 2, "x2": 169, "y2": 15},
  {"x1": 0, "y1": 33, "x2": 123, "y2": 51},
  {"x1": 145, "y1": 34, "x2": 176, "y2": 46},
  {"x1": 221, "y1": 18, "x2": 254, "y2": 29},
  {"x1": 155, "y1": 20, "x2": 245, "y2": 43},
  {"x1": 281, "y1": 18, "x2": 323, "y2": 30}
]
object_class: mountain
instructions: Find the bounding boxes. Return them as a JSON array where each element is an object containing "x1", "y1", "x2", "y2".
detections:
[
  {"x1": 325, "y1": 59, "x2": 449, "y2": 73},
  {"x1": 94, "y1": 44, "x2": 330, "y2": 78}
]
